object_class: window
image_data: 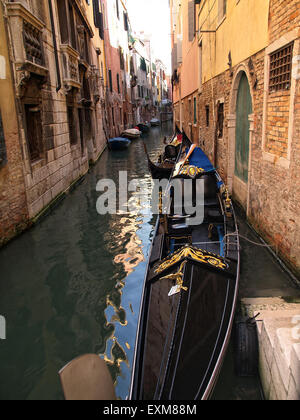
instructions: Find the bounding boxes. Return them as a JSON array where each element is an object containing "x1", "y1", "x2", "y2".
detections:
[
  {"x1": 57, "y1": 0, "x2": 69, "y2": 43},
  {"x1": 25, "y1": 104, "x2": 43, "y2": 161},
  {"x1": 194, "y1": 97, "x2": 197, "y2": 124},
  {"x1": 124, "y1": 12, "x2": 128, "y2": 31},
  {"x1": 117, "y1": 73, "x2": 120, "y2": 94},
  {"x1": 199, "y1": 41, "x2": 203, "y2": 91},
  {"x1": 78, "y1": 108, "x2": 84, "y2": 151},
  {"x1": 67, "y1": 106, "x2": 77, "y2": 145},
  {"x1": 68, "y1": 2, "x2": 77, "y2": 49},
  {"x1": 93, "y1": 0, "x2": 104, "y2": 40},
  {"x1": 108, "y1": 69, "x2": 113, "y2": 92},
  {"x1": 269, "y1": 43, "x2": 293, "y2": 92},
  {"x1": 218, "y1": 0, "x2": 227, "y2": 22},
  {"x1": 188, "y1": 1, "x2": 196, "y2": 42},
  {"x1": 205, "y1": 105, "x2": 210, "y2": 127},
  {"x1": 112, "y1": 107, "x2": 115, "y2": 126},
  {"x1": 217, "y1": 102, "x2": 224, "y2": 138},
  {"x1": 0, "y1": 111, "x2": 7, "y2": 166},
  {"x1": 116, "y1": 0, "x2": 119, "y2": 19}
]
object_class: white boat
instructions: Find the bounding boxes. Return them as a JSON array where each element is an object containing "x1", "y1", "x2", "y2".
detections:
[
  {"x1": 150, "y1": 118, "x2": 160, "y2": 126},
  {"x1": 121, "y1": 128, "x2": 142, "y2": 139}
]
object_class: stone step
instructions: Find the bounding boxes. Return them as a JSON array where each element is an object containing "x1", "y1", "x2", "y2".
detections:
[{"x1": 254, "y1": 307, "x2": 300, "y2": 400}]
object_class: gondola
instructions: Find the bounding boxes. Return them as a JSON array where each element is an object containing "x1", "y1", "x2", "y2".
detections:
[
  {"x1": 129, "y1": 143, "x2": 240, "y2": 400},
  {"x1": 144, "y1": 128, "x2": 191, "y2": 181}
]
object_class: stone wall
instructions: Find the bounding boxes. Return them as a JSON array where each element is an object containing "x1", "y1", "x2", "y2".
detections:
[
  {"x1": 0, "y1": 0, "x2": 107, "y2": 243},
  {"x1": 0, "y1": 3, "x2": 29, "y2": 246}
]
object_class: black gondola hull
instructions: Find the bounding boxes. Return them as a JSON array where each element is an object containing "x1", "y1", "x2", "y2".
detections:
[{"x1": 130, "y1": 144, "x2": 240, "y2": 401}]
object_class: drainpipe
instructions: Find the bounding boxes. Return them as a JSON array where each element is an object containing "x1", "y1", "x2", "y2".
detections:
[{"x1": 48, "y1": 0, "x2": 61, "y2": 92}]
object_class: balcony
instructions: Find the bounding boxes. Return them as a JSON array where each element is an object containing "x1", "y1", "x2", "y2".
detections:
[
  {"x1": 60, "y1": 44, "x2": 81, "y2": 92},
  {"x1": 6, "y1": 3, "x2": 49, "y2": 96},
  {"x1": 89, "y1": 66, "x2": 104, "y2": 104}
]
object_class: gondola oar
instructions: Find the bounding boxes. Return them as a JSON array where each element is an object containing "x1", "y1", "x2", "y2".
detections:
[{"x1": 59, "y1": 354, "x2": 116, "y2": 401}]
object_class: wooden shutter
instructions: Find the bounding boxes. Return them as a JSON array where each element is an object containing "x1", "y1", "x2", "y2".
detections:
[
  {"x1": 188, "y1": 1, "x2": 195, "y2": 42},
  {"x1": 177, "y1": 36, "x2": 183, "y2": 64},
  {"x1": 172, "y1": 43, "x2": 178, "y2": 71}
]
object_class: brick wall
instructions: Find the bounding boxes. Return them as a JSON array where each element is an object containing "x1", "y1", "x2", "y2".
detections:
[
  {"x1": 269, "y1": 0, "x2": 300, "y2": 44},
  {"x1": 0, "y1": 5, "x2": 29, "y2": 245}
]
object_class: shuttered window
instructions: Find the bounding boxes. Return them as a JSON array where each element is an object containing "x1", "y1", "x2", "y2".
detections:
[
  {"x1": 217, "y1": 103, "x2": 224, "y2": 138},
  {"x1": 25, "y1": 105, "x2": 43, "y2": 161},
  {"x1": 177, "y1": 36, "x2": 183, "y2": 64},
  {"x1": 92, "y1": 0, "x2": 104, "y2": 39},
  {"x1": 108, "y1": 69, "x2": 113, "y2": 92},
  {"x1": 218, "y1": 0, "x2": 227, "y2": 22},
  {"x1": 116, "y1": 0, "x2": 119, "y2": 19},
  {"x1": 188, "y1": 1, "x2": 195, "y2": 42},
  {"x1": 0, "y1": 111, "x2": 7, "y2": 166},
  {"x1": 172, "y1": 43, "x2": 178, "y2": 71}
]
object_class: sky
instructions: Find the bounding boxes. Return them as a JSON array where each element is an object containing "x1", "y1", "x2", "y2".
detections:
[{"x1": 126, "y1": 0, "x2": 172, "y2": 74}]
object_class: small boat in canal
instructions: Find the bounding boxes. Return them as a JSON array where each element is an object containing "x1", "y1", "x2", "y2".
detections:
[
  {"x1": 150, "y1": 118, "x2": 160, "y2": 127},
  {"x1": 129, "y1": 143, "x2": 240, "y2": 400},
  {"x1": 121, "y1": 128, "x2": 142, "y2": 140},
  {"x1": 108, "y1": 137, "x2": 131, "y2": 151},
  {"x1": 137, "y1": 123, "x2": 150, "y2": 133}
]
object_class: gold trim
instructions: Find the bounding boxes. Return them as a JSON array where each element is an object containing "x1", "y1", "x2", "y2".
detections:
[
  {"x1": 160, "y1": 261, "x2": 188, "y2": 292},
  {"x1": 154, "y1": 246, "x2": 228, "y2": 274}
]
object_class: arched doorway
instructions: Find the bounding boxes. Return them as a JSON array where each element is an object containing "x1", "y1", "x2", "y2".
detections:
[
  {"x1": 228, "y1": 68, "x2": 254, "y2": 210},
  {"x1": 235, "y1": 72, "x2": 253, "y2": 183}
]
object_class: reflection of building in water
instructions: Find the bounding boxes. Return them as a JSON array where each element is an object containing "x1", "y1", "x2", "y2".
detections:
[
  {"x1": 104, "y1": 337, "x2": 129, "y2": 385},
  {"x1": 113, "y1": 216, "x2": 144, "y2": 275},
  {"x1": 102, "y1": 213, "x2": 145, "y2": 385}
]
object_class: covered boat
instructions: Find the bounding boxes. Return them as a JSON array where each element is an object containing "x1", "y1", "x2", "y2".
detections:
[
  {"x1": 121, "y1": 128, "x2": 141, "y2": 139},
  {"x1": 108, "y1": 137, "x2": 131, "y2": 151},
  {"x1": 150, "y1": 118, "x2": 160, "y2": 127},
  {"x1": 130, "y1": 145, "x2": 240, "y2": 400}
]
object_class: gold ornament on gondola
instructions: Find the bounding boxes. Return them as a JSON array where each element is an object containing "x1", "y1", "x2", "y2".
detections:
[{"x1": 154, "y1": 246, "x2": 228, "y2": 275}]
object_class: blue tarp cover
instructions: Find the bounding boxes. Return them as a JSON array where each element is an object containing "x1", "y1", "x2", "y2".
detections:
[
  {"x1": 108, "y1": 137, "x2": 130, "y2": 143},
  {"x1": 188, "y1": 147, "x2": 215, "y2": 172}
]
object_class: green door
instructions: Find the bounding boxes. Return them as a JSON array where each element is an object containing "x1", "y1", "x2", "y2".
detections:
[{"x1": 235, "y1": 73, "x2": 252, "y2": 183}]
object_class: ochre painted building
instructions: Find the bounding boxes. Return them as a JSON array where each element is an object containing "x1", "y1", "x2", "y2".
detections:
[{"x1": 171, "y1": 0, "x2": 300, "y2": 276}]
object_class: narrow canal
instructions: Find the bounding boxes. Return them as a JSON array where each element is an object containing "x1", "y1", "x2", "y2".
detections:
[{"x1": 0, "y1": 121, "x2": 298, "y2": 400}]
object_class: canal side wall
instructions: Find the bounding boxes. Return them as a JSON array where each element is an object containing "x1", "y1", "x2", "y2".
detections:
[
  {"x1": 0, "y1": 0, "x2": 108, "y2": 246},
  {"x1": 0, "y1": 3, "x2": 29, "y2": 245},
  {"x1": 242, "y1": 298, "x2": 300, "y2": 400}
]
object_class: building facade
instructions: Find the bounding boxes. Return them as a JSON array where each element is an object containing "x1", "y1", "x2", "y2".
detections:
[
  {"x1": 0, "y1": 1, "x2": 29, "y2": 245},
  {"x1": 0, "y1": 0, "x2": 171, "y2": 247},
  {"x1": 3, "y1": 0, "x2": 107, "y2": 219},
  {"x1": 171, "y1": 0, "x2": 300, "y2": 275}
]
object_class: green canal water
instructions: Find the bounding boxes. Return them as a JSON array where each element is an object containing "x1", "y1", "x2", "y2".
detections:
[{"x1": 0, "y1": 121, "x2": 298, "y2": 400}]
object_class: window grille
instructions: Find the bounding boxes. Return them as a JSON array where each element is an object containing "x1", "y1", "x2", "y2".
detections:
[{"x1": 269, "y1": 43, "x2": 293, "y2": 92}]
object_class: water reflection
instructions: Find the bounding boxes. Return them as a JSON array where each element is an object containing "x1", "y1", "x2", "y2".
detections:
[{"x1": 0, "y1": 122, "x2": 173, "y2": 400}]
